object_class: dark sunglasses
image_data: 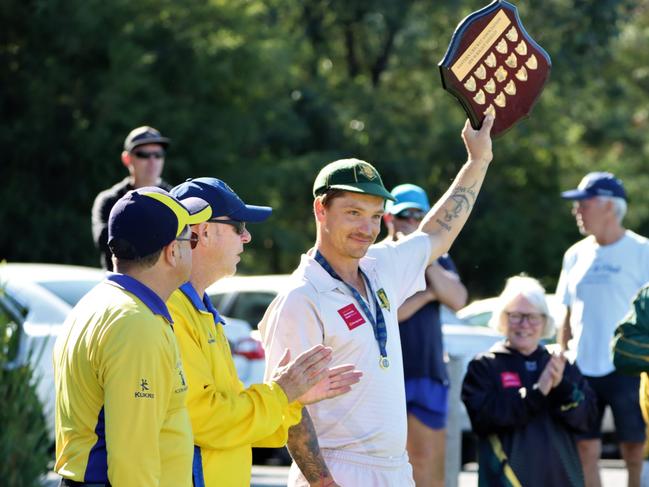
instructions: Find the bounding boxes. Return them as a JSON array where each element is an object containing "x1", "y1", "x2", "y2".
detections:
[
  {"x1": 132, "y1": 150, "x2": 165, "y2": 160},
  {"x1": 395, "y1": 209, "x2": 426, "y2": 221},
  {"x1": 209, "y1": 219, "x2": 246, "y2": 235},
  {"x1": 176, "y1": 232, "x2": 199, "y2": 249}
]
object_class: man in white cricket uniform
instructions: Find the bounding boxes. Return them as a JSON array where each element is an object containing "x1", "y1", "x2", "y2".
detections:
[{"x1": 259, "y1": 116, "x2": 494, "y2": 486}]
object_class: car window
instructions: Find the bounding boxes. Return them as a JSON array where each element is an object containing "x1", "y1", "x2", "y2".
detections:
[
  {"x1": 38, "y1": 280, "x2": 101, "y2": 307},
  {"x1": 228, "y1": 292, "x2": 277, "y2": 330}
]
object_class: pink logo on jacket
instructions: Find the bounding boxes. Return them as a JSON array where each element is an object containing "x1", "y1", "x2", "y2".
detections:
[{"x1": 500, "y1": 371, "x2": 522, "y2": 388}]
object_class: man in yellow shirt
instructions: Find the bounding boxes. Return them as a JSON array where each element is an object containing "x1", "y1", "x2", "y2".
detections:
[
  {"x1": 168, "y1": 177, "x2": 362, "y2": 487},
  {"x1": 54, "y1": 187, "x2": 212, "y2": 487}
]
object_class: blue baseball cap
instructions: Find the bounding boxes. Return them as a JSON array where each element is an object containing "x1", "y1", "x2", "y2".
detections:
[
  {"x1": 171, "y1": 177, "x2": 272, "y2": 222},
  {"x1": 561, "y1": 172, "x2": 627, "y2": 201},
  {"x1": 385, "y1": 184, "x2": 430, "y2": 215},
  {"x1": 108, "y1": 187, "x2": 212, "y2": 259}
]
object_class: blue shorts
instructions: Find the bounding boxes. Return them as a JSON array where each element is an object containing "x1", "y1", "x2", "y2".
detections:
[
  {"x1": 405, "y1": 378, "x2": 449, "y2": 430},
  {"x1": 578, "y1": 371, "x2": 645, "y2": 443}
]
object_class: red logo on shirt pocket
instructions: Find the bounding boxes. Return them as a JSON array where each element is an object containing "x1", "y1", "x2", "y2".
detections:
[
  {"x1": 338, "y1": 304, "x2": 366, "y2": 330},
  {"x1": 500, "y1": 372, "x2": 522, "y2": 388}
]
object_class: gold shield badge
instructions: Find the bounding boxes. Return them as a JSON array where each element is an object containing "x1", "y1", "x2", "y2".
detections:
[{"x1": 376, "y1": 288, "x2": 390, "y2": 311}]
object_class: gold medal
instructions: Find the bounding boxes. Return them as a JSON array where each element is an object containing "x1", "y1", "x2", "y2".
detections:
[{"x1": 379, "y1": 356, "x2": 390, "y2": 369}]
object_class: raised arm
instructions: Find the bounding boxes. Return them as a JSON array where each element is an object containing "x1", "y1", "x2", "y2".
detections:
[{"x1": 419, "y1": 116, "x2": 494, "y2": 264}]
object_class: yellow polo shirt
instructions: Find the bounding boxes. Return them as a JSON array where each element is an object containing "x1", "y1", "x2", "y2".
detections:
[
  {"x1": 167, "y1": 283, "x2": 302, "y2": 487},
  {"x1": 53, "y1": 273, "x2": 193, "y2": 487}
]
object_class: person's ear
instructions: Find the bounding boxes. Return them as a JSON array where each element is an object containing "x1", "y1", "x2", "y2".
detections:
[
  {"x1": 121, "y1": 151, "x2": 131, "y2": 169},
  {"x1": 163, "y1": 240, "x2": 178, "y2": 266},
  {"x1": 194, "y1": 222, "x2": 209, "y2": 244},
  {"x1": 314, "y1": 197, "x2": 326, "y2": 222}
]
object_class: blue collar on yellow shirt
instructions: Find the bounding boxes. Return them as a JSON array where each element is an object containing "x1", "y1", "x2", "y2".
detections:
[
  {"x1": 179, "y1": 282, "x2": 225, "y2": 325},
  {"x1": 105, "y1": 273, "x2": 173, "y2": 323}
]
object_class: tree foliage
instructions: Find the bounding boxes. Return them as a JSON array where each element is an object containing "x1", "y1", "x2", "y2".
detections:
[
  {"x1": 0, "y1": 288, "x2": 49, "y2": 486},
  {"x1": 2, "y1": 0, "x2": 649, "y2": 297}
]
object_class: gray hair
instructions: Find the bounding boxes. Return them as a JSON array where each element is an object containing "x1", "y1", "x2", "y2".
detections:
[
  {"x1": 488, "y1": 275, "x2": 555, "y2": 339},
  {"x1": 598, "y1": 196, "x2": 627, "y2": 223}
]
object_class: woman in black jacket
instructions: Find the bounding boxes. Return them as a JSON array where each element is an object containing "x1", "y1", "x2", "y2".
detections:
[{"x1": 461, "y1": 276, "x2": 597, "y2": 487}]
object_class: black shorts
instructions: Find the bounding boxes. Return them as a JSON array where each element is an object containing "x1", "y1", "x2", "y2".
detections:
[{"x1": 577, "y1": 371, "x2": 645, "y2": 443}]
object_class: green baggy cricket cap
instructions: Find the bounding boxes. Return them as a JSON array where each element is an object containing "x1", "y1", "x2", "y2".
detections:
[{"x1": 312, "y1": 158, "x2": 396, "y2": 201}]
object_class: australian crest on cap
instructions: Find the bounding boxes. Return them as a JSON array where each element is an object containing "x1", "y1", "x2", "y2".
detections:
[{"x1": 358, "y1": 162, "x2": 378, "y2": 180}]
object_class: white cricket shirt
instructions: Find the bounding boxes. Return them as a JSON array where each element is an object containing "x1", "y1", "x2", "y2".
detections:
[{"x1": 259, "y1": 231, "x2": 431, "y2": 457}]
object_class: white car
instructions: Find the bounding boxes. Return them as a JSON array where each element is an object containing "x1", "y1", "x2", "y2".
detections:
[{"x1": 0, "y1": 263, "x2": 266, "y2": 442}]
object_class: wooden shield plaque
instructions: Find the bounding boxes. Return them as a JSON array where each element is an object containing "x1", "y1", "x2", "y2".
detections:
[{"x1": 439, "y1": 0, "x2": 551, "y2": 137}]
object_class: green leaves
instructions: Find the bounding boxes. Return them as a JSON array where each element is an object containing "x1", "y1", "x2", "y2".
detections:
[
  {"x1": 2, "y1": 0, "x2": 649, "y2": 297},
  {"x1": 0, "y1": 291, "x2": 49, "y2": 487}
]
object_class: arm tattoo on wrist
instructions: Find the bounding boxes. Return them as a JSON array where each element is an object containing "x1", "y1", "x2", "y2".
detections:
[{"x1": 287, "y1": 410, "x2": 331, "y2": 483}]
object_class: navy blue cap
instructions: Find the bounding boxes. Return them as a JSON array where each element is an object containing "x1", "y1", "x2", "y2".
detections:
[
  {"x1": 108, "y1": 187, "x2": 211, "y2": 259},
  {"x1": 123, "y1": 126, "x2": 170, "y2": 152},
  {"x1": 561, "y1": 172, "x2": 626, "y2": 201},
  {"x1": 385, "y1": 184, "x2": 430, "y2": 215},
  {"x1": 171, "y1": 177, "x2": 272, "y2": 223}
]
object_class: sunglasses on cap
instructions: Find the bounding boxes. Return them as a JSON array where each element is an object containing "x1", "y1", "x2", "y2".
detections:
[
  {"x1": 395, "y1": 209, "x2": 426, "y2": 221},
  {"x1": 132, "y1": 150, "x2": 165, "y2": 160},
  {"x1": 209, "y1": 218, "x2": 247, "y2": 235},
  {"x1": 176, "y1": 232, "x2": 199, "y2": 249}
]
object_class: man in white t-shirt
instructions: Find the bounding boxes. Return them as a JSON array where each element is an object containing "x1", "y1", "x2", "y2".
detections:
[
  {"x1": 259, "y1": 116, "x2": 494, "y2": 487},
  {"x1": 556, "y1": 172, "x2": 649, "y2": 487}
]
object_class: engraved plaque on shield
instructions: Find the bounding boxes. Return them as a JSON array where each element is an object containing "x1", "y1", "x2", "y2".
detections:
[{"x1": 438, "y1": 0, "x2": 551, "y2": 137}]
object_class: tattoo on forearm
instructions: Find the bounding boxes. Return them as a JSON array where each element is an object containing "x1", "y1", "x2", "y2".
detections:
[
  {"x1": 436, "y1": 219, "x2": 451, "y2": 232},
  {"x1": 287, "y1": 410, "x2": 331, "y2": 483},
  {"x1": 441, "y1": 182, "x2": 477, "y2": 227}
]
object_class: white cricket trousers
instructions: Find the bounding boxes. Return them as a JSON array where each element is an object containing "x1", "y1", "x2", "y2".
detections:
[{"x1": 287, "y1": 448, "x2": 415, "y2": 487}]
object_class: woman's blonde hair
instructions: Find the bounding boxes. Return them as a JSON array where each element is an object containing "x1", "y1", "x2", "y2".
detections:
[{"x1": 488, "y1": 275, "x2": 555, "y2": 339}]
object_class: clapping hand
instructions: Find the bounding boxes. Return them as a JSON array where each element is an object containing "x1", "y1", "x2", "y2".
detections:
[
  {"x1": 299, "y1": 364, "x2": 363, "y2": 405},
  {"x1": 537, "y1": 351, "x2": 566, "y2": 396},
  {"x1": 272, "y1": 345, "x2": 362, "y2": 404}
]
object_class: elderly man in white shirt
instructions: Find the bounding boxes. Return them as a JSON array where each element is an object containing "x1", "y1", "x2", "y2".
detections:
[{"x1": 557, "y1": 172, "x2": 649, "y2": 487}]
